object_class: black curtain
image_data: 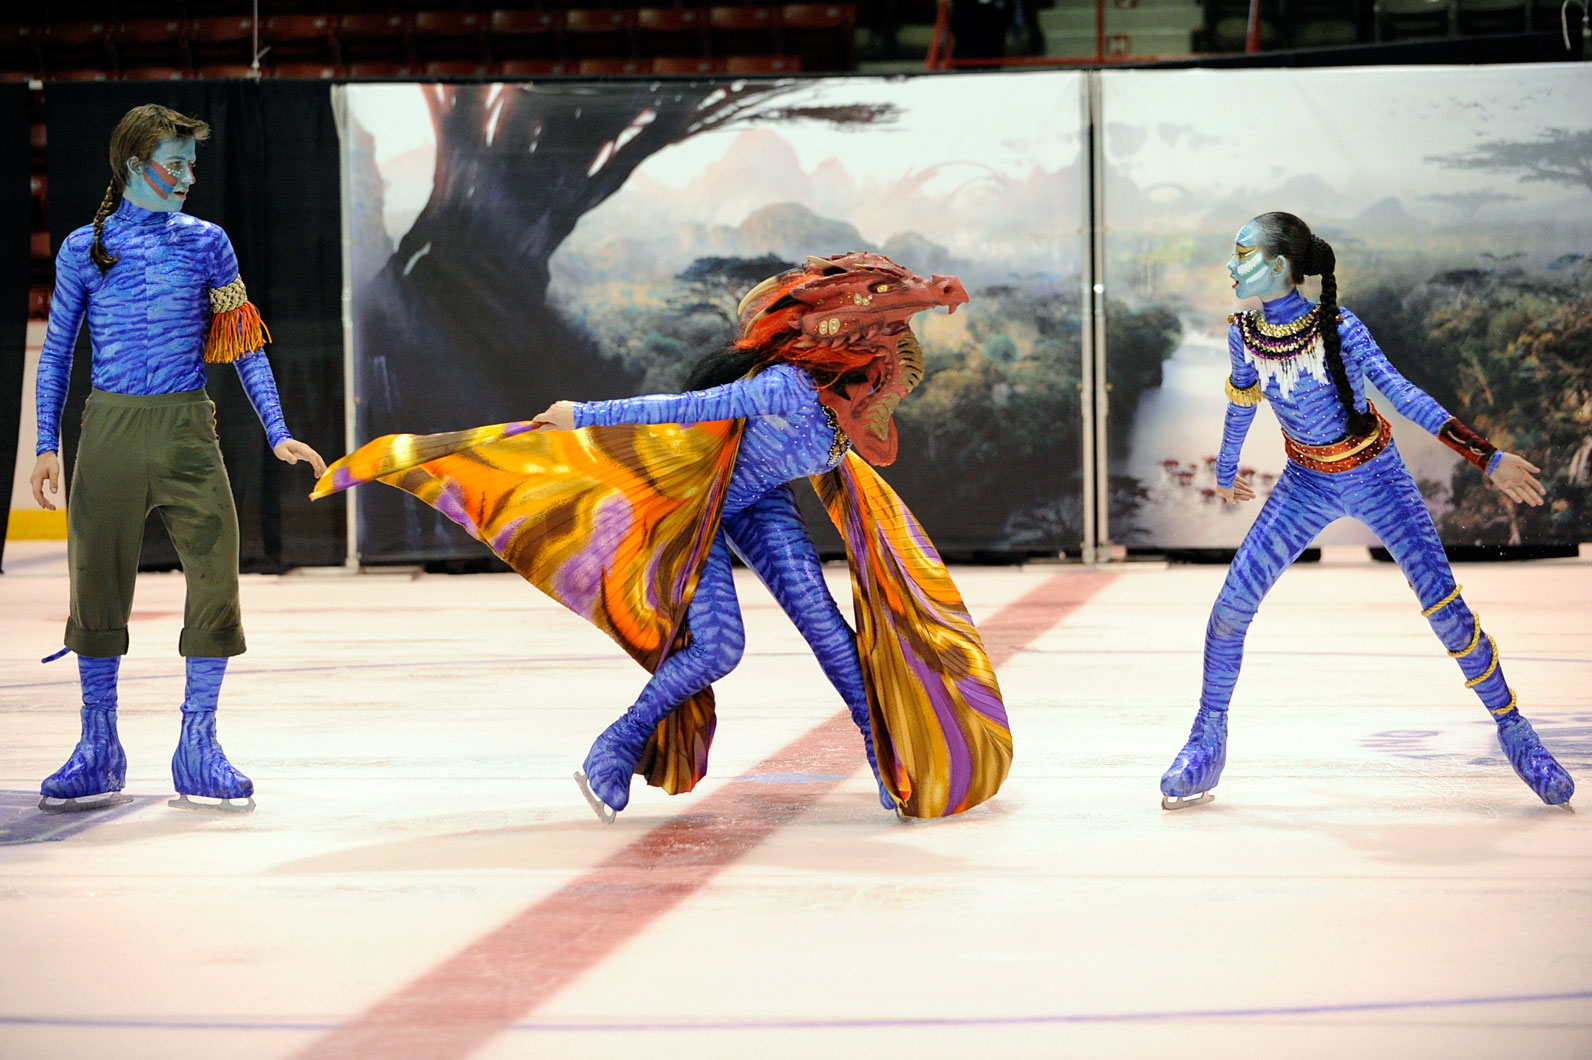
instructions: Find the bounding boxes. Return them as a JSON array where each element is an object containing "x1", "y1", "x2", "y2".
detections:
[
  {"x1": 45, "y1": 80, "x2": 344, "y2": 571},
  {"x1": 0, "y1": 85, "x2": 30, "y2": 573}
]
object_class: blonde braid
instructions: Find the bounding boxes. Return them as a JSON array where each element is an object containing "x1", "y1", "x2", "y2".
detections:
[{"x1": 89, "y1": 182, "x2": 120, "y2": 273}]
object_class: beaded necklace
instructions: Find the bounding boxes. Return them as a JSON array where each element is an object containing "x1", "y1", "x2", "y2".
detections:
[{"x1": 1230, "y1": 306, "x2": 1331, "y2": 399}]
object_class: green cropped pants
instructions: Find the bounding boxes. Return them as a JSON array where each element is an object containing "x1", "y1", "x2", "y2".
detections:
[{"x1": 65, "y1": 387, "x2": 245, "y2": 658}]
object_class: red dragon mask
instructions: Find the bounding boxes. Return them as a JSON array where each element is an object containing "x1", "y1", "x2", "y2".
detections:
[{"x1": 733, "y1": 251, "x2": 969, "y2": 466}]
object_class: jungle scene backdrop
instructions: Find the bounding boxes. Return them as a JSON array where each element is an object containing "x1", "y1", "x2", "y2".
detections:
[
  {"x1": 340, "y1": 73, "x2": 1113, "y2": 562},
  {"x1": 1101, "y1": 64, "x2": 1592, "y2": 549}
]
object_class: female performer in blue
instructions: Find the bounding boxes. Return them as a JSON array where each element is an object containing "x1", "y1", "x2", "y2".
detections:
[
  {"x1": 1160, "y1": 211, "x2": 1573, "y2": 809},
  {"x1": 29, "y1": 104, "x2": 326, "y2": 812}
]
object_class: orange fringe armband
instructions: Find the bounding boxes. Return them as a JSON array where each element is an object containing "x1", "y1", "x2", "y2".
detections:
[{"x1": 205, "y1": 276, "x2": 272, "y2": 363}]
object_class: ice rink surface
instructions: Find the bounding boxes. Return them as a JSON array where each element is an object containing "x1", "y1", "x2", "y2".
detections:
[{"x1": 1, "y1": 540, "x2": 1589, "y2": 1059}]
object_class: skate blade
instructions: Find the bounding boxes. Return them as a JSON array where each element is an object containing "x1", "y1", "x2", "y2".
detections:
[
  {"x1": 1161, "y1": 790, "x2": 1215, "y2": 811},
  {"x1": 38, "y1": 792, "x2": 134, "y2": 814},
  {"x1": 168, "y1": 793, "x2": 256, "y2": 814},
  {"x1": 573, "y1": 771, "x2": 616, "y2": 824}
]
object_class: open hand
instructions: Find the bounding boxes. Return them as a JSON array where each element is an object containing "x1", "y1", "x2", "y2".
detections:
[
  {"x1": 30, "y1": 452, "x2": 61, "y2": 510},
  {"x1": 1217, "y1": 473, "x2": 1255, "y2": 504},
  {"x1": 531, "y1": 400, "x2": 576, "y2": 431},
  {"x1": 1489, "y1": 452, "x2": 1546, "y2": 507},
  {"x1": 274, "y1": 439, "x2": 328, "y2": 478}
]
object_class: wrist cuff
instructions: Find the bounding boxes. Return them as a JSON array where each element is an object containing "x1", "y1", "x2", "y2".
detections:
[{"x1": 1437, "y1": 417, "x2": 1497, "y2": 472}]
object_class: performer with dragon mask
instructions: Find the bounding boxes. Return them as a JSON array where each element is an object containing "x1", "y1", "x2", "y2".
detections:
[
  {"x1": 314, "y1": 253, "x2": 1012, "y2": 822},
  {"x1": 1160, "y1": 211, "x2": 1573, "y2": 811}
]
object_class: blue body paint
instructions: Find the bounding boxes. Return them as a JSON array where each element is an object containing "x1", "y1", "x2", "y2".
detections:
[
  {"x1": 573, "y1": 364, "x2": 890, "y2": 812},
  {"x1": 1165, "y1": 271, "x2": 1574, "y2": 806}
]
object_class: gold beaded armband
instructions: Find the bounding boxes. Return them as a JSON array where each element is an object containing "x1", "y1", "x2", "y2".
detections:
[
  {"x1": 204, "y1": 274, "x2": 271, "y2": 364},
  {"x1": 1225, "y1": 376, "x2": 1264, "y2": 407},
  {"x1": 209, "y1": 275, "x2": 249, "y2": 314}
]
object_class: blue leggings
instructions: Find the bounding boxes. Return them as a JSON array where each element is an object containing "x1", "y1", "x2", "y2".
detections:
[
  {"x1": 1202, "y1": 443, "x2": 1511, "y2": 717},
  {"x1": 624, "y1": 484, "x2": 869, "y2": 727}
]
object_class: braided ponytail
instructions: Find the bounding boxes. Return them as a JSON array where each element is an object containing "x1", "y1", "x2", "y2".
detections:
[
  {"x1": 89, "y1": 182, "x2": 120, "y2": 273},
  {"x1": 1252, "y1": 213, "x2": 1374, "y2": 438}
]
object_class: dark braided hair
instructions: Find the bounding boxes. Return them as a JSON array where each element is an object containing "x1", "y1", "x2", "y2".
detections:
[
  {"x1": 88, "y1": 183, "x2": 120, "y2": 273},
  {"x1": 90, "y1": 104, "x2": 211, "y2": 273},
  {"x1": 1249, "y1": 211, "x2": 1373, "y2": 438}
]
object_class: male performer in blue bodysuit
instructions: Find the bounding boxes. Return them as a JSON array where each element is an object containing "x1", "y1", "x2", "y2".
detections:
[{"x1": 30, "y1": 103, "x2": 326, "y2": 813}]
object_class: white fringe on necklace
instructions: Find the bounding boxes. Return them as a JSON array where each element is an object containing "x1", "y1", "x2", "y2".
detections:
[{"x1": 1243, "y1": 338, "x2": 1328, "y2": 399}]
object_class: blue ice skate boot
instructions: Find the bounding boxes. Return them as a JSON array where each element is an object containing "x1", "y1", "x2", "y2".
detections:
[
  {"x1": 1495, "y1": 708, "x2": 1574, "y2": 806},
  {"x1": 847, "y1": 698, "x2": 898, "y2": 813},
  {"x1": 169, "y1": 658, "x2": 254, "y2": 812},
  {"x1": 1160, "y1": 706, "x2": 1227, "y2": 810},
  {"x1": 576, "y1": 712, "x2": 653, "y2": 822},
  {"x1": 40, "y1": 657, "x2": 130, "y2": 813}
]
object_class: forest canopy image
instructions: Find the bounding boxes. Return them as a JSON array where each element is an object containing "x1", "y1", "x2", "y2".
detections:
[
  {"x1": 1100, "y1": 65, "x2": 1592, "y2": 549},
  {"x1": 342, "y1": 73, "x2": 1090, "y2": 560}
]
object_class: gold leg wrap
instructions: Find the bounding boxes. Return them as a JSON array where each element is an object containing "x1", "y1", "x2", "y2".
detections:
[
  {"x1": 1448, "y1": 612, "x2": 1482, "y2": 658},
  {"x1": 1422, "y1": 583, "x2": 1463, "y2": 618},
  {"x1": 1464, "y1": 634, "x2": 1499, "y2": 688},
  {"x1": 1489, "y1": 689, "x2": 1518, "y2": 717}
]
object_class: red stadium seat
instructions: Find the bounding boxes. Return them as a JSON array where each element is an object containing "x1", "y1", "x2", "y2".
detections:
[
  {"x1": 563, "y1": 9, "x2": 637, "y2": 59},
  {"x1": 264, "y1": 15, "x2": 336, "y2": 66},
  {"x1": 0, "y1": 23, "x2": 41, "y2": 77},
  {"x1": 114, "y1": 17, "x2": 186, "y2": 70},
  {"x1": 636, "y1": 8, "x2": 709, "y2": 57},
  {"x1": 197, "y1": 63, "x2": 259, "y2": 79},
  {"x1": 31, "y1": 231, "x2": 51, "y2": 261},
  {"x1": 187, "y1": 16, "x2": 257, "y2": 67},
  {"x1": 649, "y1": 56, "x2": 722, "y2": 74},
  {"x1": 721, "y1": 54, "x2": 802, "y2": 73},
  {"x1": 121, "y1": 65, "x2": 190, "y2": 80},
  {"x1": 500, "y1": 58, "x2": 575, "y2": 76},
  {"x1": 30, "y1": 286, "x2": 52, "y2": 320},
  {"x1": 708, "y1": 6, "x2": 781, "y2": 57},
  {"x1": 421, "y1": 58, "x2": 491, "y2": 77},
  {"x1": 41, "y1": 20, "x2": 114, "y2": 74},
  {"x1": 346, "y1": 61, "x2": 418, "y2": 78},
  {"x1": 487, "y1": 9, "x2": 562, "y2": 62},
  {"x1": 779, "y1": 4, "x2": 855, "y2": 70},
  {"x1": 44, "y1": 66, "x2": 112, "y2": 81},
  {"x1": 575, "y1": 57, "x2": 647, "y2": 75},
  {"x1": 272, "y1": 61, "x2": 343, "y2": 79},
  {"x1": 413, "y1": 10, "x2": 486, "y2": 63},
  {"x1": 337, "y1": 13, "x2": 412, "y2": 64}
]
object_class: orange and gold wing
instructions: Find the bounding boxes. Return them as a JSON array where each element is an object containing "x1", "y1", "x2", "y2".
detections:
[
  {"x1": 814, "y1": 453, "x2": 1011, "y2": 818},
  {"x1": 313, "y1": 418, "x2": 743, "y2": 794}
]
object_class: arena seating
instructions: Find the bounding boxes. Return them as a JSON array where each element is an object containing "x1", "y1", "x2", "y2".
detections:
[{"x1": 2, "y1": 0, "x2": 1567, "y2": 321}]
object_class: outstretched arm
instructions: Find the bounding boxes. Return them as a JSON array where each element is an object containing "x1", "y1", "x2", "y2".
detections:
[
  {"x1": 209, "y1": 229, "x2": 324, "y2": 476},
  {"x1": 1216, "y1": 321, "x2": 1259, "y2": 501},
  {"x1": 234, "y1": 352, "x2": 327, "y2": 477},
  {"x1": 536, "y1": 364, "x2": 812, "y2": 430},
  {"x1": 1342, "y1": 310, "x2": 1543, "y2": 506}
]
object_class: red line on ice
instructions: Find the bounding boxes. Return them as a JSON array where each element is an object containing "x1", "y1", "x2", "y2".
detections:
[{"x1": 294, "y1": 569, "x2": 1117, "y2": 1059}]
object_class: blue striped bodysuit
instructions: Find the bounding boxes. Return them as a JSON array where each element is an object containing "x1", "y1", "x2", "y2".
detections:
[
  {"x1": 571, "y1": 362, "x2": 886, "y2": 813},
  {"x1": 1162, "y1": 290, "x2": 1573, "y2": 806}
]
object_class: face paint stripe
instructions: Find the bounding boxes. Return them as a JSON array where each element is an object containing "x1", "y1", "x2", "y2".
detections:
[{"x1": 144, "y1": 161, "x2": 179, "y2": 199}]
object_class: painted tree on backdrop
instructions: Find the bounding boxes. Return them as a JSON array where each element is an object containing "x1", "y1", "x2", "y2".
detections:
[{"x1": 360, "y1": 81, "x2": 896, "y2": 435}]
